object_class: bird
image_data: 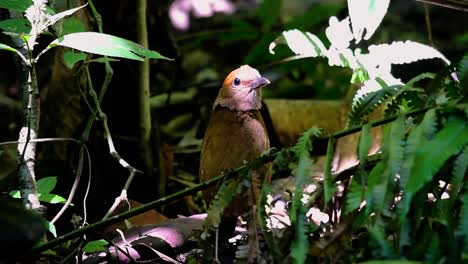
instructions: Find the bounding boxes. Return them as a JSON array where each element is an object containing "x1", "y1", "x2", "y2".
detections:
[{"x1": 199, "y1": 65, "x2": 271, "y2": 247}]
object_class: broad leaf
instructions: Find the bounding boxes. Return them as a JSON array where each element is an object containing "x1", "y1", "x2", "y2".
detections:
[
  {"x1": 83, "y1": 239, "x2": 108, "y2": 253},
  {"x1": 37, "y1": 176, "x2": 57, "y2": 194},
  {"x1": 39, "y1": 193, "x2": 66, "y2": 204},
  {"x1": 0, "y1": 18, "x2": 30, "y2": 34},
  {"x1": 49, "y1": 32, "x2": 172, "y2": 61},
  {"x1": 0, "y1": 0, "x2": 32, "y2": 12},
  {"x1": 63, "y1": 51, "x2": 87, "y2": 69},
  {"x1": 348, "y1": 0, "x2": 390, "y2": 42},
  {"x1": 0, "y1": 43, "x2": 18, "y2": 53}
]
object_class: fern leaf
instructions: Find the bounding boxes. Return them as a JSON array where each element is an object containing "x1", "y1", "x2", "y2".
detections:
[
  {"x1": 367, "y1": 40, "x2": 450, "y2": 66},
  {"x1": 457, "y1": 192, "x2": 468, "y2": 254},
  {"x1": 449, "y1": 146, "x2": 468, "y2": 197},
  {"x1": 405, "y1": 72, "x2": 436, "y2": 88},
  {"x1": 345, "y1": 178, "x2": 364, "y2": 214},
  {"x1": 290, "y1": 127, "x2": 321, "y2": 224},
  {"x1": 323, "y1": 137, "x2": 336, "y2": 204},
  {"x1": 457, "y1": 52, "x2": 468, "y2": 82},
  {"x1": 350, "y1": 84, "x2": 401, "y2": 125},
  {"x1": 203, "y1": 171, "x2": 249, "y2": 232},
  {"x1": 369, "y1": 225, "x2": 394, "y2": 258},
  {"x1": 400, "y1": 116, "x2": 468, "y2": 222},
  {"x1": 291, "y1": 213, "x2": 308, "y2": 264},
  {"x1": 400, "y1": 110, "x2": 437, "y2": 188},
  {"x1": 385, "y1": 116, "x2": 406, "y2": 178},
  {"x1": 358, "y1": 124, "x2": 373, "y2": 166}
]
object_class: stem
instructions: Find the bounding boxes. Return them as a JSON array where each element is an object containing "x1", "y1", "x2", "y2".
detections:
[{"x1": 136, "y1": 0, "x2": 155, "y2": 182}]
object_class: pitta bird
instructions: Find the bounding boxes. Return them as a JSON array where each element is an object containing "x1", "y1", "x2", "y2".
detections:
[{"x1": 200, "y1": 65, "x2": 271, "y2": 239}]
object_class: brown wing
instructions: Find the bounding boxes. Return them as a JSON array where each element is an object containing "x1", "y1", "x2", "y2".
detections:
[{"x1": 199, "y1": 107, "x2": 270, "y2": 205}]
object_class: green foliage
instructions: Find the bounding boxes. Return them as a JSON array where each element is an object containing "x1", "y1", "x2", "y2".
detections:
[
  {"x1": 289, "y1": 128, "x2": 320, "y2": 263},
  {"x1": 203, "y1": 170, "x2": 250, "y2": 234},
  {"x1": 82, "y1": 239, "x2": 108, "y2": 253},
  {"x1": 47, "y1": 32, "x2": 172, "y2": 62},
  {"x1": 350, "y1": 84, "x2": 401, "y2": 125},
  {"x1": 9, "y1": 176, "x2": 66, "y2": 204},
  {"x1": 0, "y1": 0, "x2": 32, "y2": 12},
  {"x1": 256, "y1": 0, "x2": 282, "y2": 31}
]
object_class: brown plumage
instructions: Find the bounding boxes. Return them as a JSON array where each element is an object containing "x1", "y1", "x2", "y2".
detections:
[{"x1": 200, "y1": 65, "x2": 270, "y2": 234}]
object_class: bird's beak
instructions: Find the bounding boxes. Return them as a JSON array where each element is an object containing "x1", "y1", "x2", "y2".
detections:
[{"x1": 249, "y1": 76, "x2": 270, "y2": 90}]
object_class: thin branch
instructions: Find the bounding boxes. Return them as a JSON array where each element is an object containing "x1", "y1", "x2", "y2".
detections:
[{"x1": 24, "y1": 105, "x2": 444, "y2": 257}]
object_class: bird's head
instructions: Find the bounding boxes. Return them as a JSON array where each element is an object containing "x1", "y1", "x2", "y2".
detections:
[{"x1": 214, "y1": 65, "x2": 270, "y2": 112}]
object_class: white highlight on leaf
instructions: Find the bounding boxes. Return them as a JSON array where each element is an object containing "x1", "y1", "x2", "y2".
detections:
[
  {"x1": 269, "y1": 29, "x2": 327, "y2": 57},
  {"x1": 348, "y1": 0, "x2": 390, "y2": 43},
  {"x1": 326, "y1": 16, "x2": 353, "y2": 51}
]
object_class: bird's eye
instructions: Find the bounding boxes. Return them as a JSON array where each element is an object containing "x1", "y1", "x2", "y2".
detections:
[{"x1": 233, "y1": 78, "x2": 241, "y2": 86}]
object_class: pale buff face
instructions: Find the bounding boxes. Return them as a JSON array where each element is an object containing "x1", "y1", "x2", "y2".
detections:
[{"x1": 214, "y1": 65, "x2": 270, "y2": 112}]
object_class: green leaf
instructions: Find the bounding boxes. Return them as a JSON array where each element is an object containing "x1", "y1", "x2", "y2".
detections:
[
  {"x1": 37, "y1": 176, "x2": 57, "y2": 194},
  {"x1": 290, "y1": 128, "x2": 321, "y2": 223},
  {"x1": 48, "y1": 221, "x2": 57, "y2": 237},
  {"x1": 350, "y1": 84, "x2": 401, "y2": 125},
  {"x1": 9, "y1": 190, "x2": 20, "y2": 198},
  {"x1": 401, "y1": 116, "x2": 468, "y2": 220},
  {"x1": 39, "y1": 193, "x2": 66, "y2": 204},
  {"x1": 0, "y1": 18, "x2": 30, "y2": 34},
  {"x1": 256, "y1": 0, "x2": 282, "y2": 31},
  {"x1": 345, "y1": 178, "x2": 364, "y2": 214},
  {"x1": 63, "y1": 51, "x2": 87, "y2": 69},
  {"x1": 49, "y1": 32, "x2": 173, "y2": 61},
  {"x1": 61, "y1": 17, "x2": 86, "y2": 35},
  {"x1": 83, "y1": 239, "x2": 108, "y2": 253},
  {"x1": 0, "y1": 43, "x2": 19, "y2": 53},
  {"x1": 400, "y1": 110, "x2": 437, "y2": 188},
  {"x1": 348, "y1": 0, "x2": 390, "y2": 42},
  {"x1": 291, "y1": 213, "x2": 308, "y2": 264},
  {"x1": 0, "y1": 0, "x2": 32, "y2": 12},
  {"x1": 323, "y1": 137, "x2": 335, "y2": 204},
  {"x1": 358, "y1": 123, "x2": 373, "y2": 165},
  {"x1": 458, "y1": 193, "x2": 468, "y2": 254}
]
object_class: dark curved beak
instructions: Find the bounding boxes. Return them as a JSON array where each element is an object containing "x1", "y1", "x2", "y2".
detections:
[{"x1": 249, "y1": 76, "x2": 270, "y2": 90}]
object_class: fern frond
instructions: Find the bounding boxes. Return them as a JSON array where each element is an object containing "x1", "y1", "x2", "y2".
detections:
[
  {"x1": 450, "y1": 145, "x2": 468, "y2": 197},
  {"x1": 345, "y1": 178, "x2": 364, "y2": 214},
  {"x1": 291, "y1": 213, "x2": 308, "y2": 264},
  {"x1": 358, "y1": 124, "x2": 373, "y2": 168},
  {"x1": 323, "y1": 137, "x2": 335, "y2": 204},
  {"x1": 203, "y1": 171, "x2": 249, "y2": 232},
  {"x1": 457, "y1": 52, "x2": 468, "y2": 82},
  {"x1": 350, "y1": 84, "x2": 401, "y2": 125},
  {"x1": 290, "y1": 127, "x2": 321, "y2": 224},
  {"x1": 400, "y1": 109, "x2": 437, "y2": 188},
  {"x1": 457, "y1": 192, "x2": 468, "y2": 254},
  {"x1": 385, "y1": 116, "x2": 406, "y2": 178},
  {"x1": 400, "y1": 116, "x2": 468, "y2": 222}
]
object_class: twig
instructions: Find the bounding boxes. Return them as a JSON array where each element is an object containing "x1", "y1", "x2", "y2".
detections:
[{"x1": 415, "y1": 0, "x2": 468, "y2": 12}]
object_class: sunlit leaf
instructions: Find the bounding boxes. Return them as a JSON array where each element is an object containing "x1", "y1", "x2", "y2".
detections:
[
  {"x1": 348, "y1": 0, "x2": 390, "y2": 42},
  {"x1": 0, "y1": 43, "x2": 19, "y2": 53},
  {"x1": 48, "y1": 221, "x2": 57, "y2": 237},
  {"x1": 269, "y1": 29, "x2": 327, "y2": 57},
  {"x1": 39, "y1": 193, "x2": 67, "y2": 204},
  {"x1": 49, "y1": 32, "x2": 173, "y2": 61}
]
